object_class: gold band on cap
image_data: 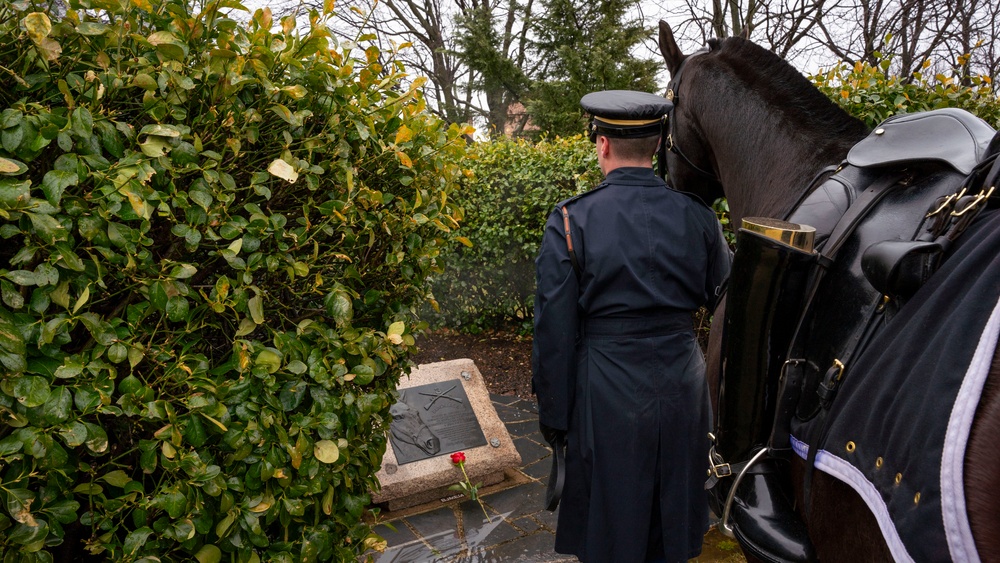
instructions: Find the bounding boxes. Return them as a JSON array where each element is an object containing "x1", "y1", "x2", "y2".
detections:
[
  {"x1": 741, "y1": 217, "x2": 816, "y2": 252},
  {"x1": 593, "y1": 117, "x2": 661, "y2": 127}
]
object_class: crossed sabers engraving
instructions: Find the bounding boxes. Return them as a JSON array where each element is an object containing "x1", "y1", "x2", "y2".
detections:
[{"x1": 420, "y1": 383, "x2": 462, "y2": 410}]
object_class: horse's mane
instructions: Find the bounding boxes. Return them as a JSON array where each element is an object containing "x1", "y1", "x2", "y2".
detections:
[{"x1": 706, "y1": 37, "x2": 869, "y2": 141}]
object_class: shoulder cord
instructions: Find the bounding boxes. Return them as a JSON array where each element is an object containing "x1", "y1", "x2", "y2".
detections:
[{"x1": 560, "y1": 205, "x2": 582, "y2": 280}]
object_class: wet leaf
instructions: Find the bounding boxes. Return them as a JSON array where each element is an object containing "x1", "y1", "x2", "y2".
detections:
[
  {"x1": 83, "y1": 422, "x2": 109, "y2": 453},
  {"x1": 13, "y1": 376, "x2": 50, "y2": 408},
  {"x1": 123, "y1": 527, "x2": 153, "y2": 555},
  {"x1": 5, "y1": 488, "x2": 37, "y2": 525},
  {"x1": 57, "y1": 422, "x2": 88, "y2": 447}
]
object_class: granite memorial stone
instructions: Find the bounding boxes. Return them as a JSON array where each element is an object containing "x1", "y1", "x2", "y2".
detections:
[{"x1": 373, "y1": 359, "x2": 522, "y2": 511}]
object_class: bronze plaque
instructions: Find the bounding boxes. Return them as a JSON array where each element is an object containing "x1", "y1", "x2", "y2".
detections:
[{"x1": 388, "y1": 380, "x2": 487, "y2": 465}]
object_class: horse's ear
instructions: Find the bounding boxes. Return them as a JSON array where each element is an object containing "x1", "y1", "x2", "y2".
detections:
[
  {"x1": 658, "y1": 20, "x2": 685, "y2": 76},
  {"x1": 739, "y1": 24, "x2": 751, "y2": 40}
]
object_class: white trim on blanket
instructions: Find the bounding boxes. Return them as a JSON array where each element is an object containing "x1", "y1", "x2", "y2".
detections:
[
  {"x1": 941, "y1": 295, "x2": 1000, "y2": 563},
  {"x1": 789, "y1": 435, "x2": 914, "y2": 562},
  {"x1": 812, "y1": 449, "x2": 916, "y2": 563}
]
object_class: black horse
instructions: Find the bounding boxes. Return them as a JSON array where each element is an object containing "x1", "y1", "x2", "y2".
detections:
[{"x1": 657, "y1": 21, "x2": 1000, "y2": 561}]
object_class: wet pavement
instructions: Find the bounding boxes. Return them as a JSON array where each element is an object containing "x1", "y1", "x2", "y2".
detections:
[{"x1": 367, "y1": 395, "x2": 746, "y2": 563}]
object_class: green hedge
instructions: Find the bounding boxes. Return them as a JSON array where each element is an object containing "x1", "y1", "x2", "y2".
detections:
[
  {"x1": 0, "y1": 1, "x2": 468, "y2": 560},
  {"x1": 811, "y1": 59, "x2": 1000, "y2": 128},
  {"x1": 423, "y1": 135, "x2": 600, "y2": 332}
]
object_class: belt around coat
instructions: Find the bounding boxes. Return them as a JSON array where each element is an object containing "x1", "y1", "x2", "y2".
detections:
[{"x1": 584, "y1": 311, "x2": 693, "y2": 337}]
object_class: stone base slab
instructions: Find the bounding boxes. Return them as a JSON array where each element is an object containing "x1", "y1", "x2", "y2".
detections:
[{"x1": 372, "y1": 359, "x2": 522, "y2": 511}]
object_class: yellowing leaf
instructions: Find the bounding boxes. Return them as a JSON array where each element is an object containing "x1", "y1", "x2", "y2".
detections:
[
  {"x1": 200, "y1": 413, "x2": 228, "y2": 432},
  {"x1": 72, "y1": 285, "x2": 90, "y2": 314},
  {"x1": 396, "y1": 150, "x2": 412, "y2": 168},
  {"x1": 314, "y1": 440, "x2": 340, "y2": 463},
  {"x1": 268, "y1": 159, "x2": 298, "y2": 183},
  {"x1": 248, "y1": 294, "x2": 264, "y2": 324},
  {"x1": 395, "y1": 125, "x2": 413, "y2": 144},
  {"x1": 235, "y1": 317, "x2": 256, "y2": 337},
  {"x1": 139, "y1": 137, "x2": 170, "y2": 157},
  {"x1": 387, "y1": 320, "x2": 404, "y2": 344},
  {"x1": 147, "y1": 31, "x2": 178, "y2": 45},
  {"x1": 282, "y1": 85, "x2": 307, "y2": 99},
  {"x1": 23, "y1": 12, "x2": 52, "y2": 45},
  {"x1": 0, "y1": 158, "x2": 21, "y2": 174},
  {"x1": 195, "y1": 544, "x2": 222, "y2": 563},
  {"x1": 39, "y1": 37, "x2": 62, "y2": 61},
  {"x1": 131, "y1": 0, "x2": 153, "y2": 9},
  {"x1": 257, "y1": 8, "x2": 273, "y2": 31},
  {"x1": 248, "y1": 498, "x2": 272, "y2": 513},
  {"x1": 456, "y1": 236, "x2": 473, "y2": 248},
  {"x1": 281, "y1": 16, "x2": 295, "y2": 35}
]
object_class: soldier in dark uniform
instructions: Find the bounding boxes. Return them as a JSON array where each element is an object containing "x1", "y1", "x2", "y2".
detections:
[{"x1": 532, "y1": 90, "x2": 731, "y2": 562}]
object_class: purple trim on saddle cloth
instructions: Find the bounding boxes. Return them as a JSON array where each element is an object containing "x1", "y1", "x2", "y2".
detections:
[
  {"x1": 942, "y1": 295, "x2": 1000, "y2": 563},
  {"x1": 790, "y1": 435, "x2": 808, "y2": 459},
  {"x1": 789, "y1": 435, "x2": 915, "y2": 562}
]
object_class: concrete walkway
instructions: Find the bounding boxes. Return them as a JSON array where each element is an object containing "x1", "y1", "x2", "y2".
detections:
[{"x1": 367, "y1": 395, "x2": 745, "y2": 562}]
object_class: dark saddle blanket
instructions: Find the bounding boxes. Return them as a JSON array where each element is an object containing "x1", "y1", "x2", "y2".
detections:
[
  {"x1": 785, "y1": 108, "x2": 1000, "y2": 561},
  {"x1": 790, "y1": 209, "x2": 1000, "y2": 561}
]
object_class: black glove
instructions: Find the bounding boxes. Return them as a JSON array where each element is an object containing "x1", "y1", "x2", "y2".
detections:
[{"x1": 539, "y1": 422, "x2": 566, "y2": 447}]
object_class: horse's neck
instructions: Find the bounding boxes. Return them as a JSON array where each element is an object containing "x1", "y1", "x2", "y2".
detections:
[
  {"x1": 719, "y1": 131, "x2": 845, "y2": 227},
  {"x1": 704, "y1": 99, "x2": 862, "y2": 228}
]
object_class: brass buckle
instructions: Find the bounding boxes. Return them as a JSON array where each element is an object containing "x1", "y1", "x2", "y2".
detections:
[
  {"x1": 832, "y1": 358, "x2": 845, "y2": 381},
  {"x1": 951, "y1": 186, "x2": 995, "y2": 217},
  {"x1": 707, "y1": 434, "x2": 732, "y2": 478},
  {"x1": 926, "y1": 192, "x2": 958, "y2": 217}
]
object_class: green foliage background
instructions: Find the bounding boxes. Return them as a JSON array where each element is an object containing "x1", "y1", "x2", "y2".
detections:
[
  {"x1": 812, "y1": 58, "x2": 1000, "y2": 128},
  {"x1": 423, "y1": 135, "x2": 600, "y2": 332},
  {"x1": 527, "y1": 0, "x2": 660, "y2": 137},
  {"x1": 0, "y1": 0, "x2": 469, "y2": 560}
]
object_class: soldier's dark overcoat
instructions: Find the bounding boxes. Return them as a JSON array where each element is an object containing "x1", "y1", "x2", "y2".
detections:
[{"x1": 532, "y1": 166, "x2": 730, "y2": 562}]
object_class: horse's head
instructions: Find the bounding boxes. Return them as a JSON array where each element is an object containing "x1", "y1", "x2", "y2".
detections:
[
  {"x1": 390, "y1": 397, "x2": 441, "y2": 456},
  {"x1": 657, "y1": 21, "x2": 726, "y2": 206},
  {"x1": 656, "y1": 21, "x2": 868, "y2": 227}
]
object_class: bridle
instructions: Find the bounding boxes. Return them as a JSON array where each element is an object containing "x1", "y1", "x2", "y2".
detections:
[{"x1": 662, "y1": 48, "x2": 718, "y2": 181}]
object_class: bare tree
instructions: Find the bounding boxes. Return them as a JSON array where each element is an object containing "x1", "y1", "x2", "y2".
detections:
[
  {"x1": 275, "y1": 0, "x2": 536, "y2": 132},
  {"x1": 650, "y1": 0, "x2": 998, "y2": 94}
]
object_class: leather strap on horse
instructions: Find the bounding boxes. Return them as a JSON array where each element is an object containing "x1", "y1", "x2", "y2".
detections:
[
  {"x1": 788, "y1": 170, "x2": 906, "y2": 512},
  {"x1": 560, "y1": 205, "x2": 582, "y2": 279}
]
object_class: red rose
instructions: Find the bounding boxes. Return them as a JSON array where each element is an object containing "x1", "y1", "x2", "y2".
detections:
[{"x1": 450, "y1": 452, "x2": 466, "y2": 464}]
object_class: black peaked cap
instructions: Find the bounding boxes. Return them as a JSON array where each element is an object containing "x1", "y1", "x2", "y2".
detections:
[{"x1": 581, "y1": 90, "x2": 673, "y2": 139}]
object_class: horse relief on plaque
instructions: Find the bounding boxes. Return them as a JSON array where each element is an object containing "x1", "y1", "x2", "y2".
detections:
[{"x1": 388, "y1": 380, "x2": 487, "y2": 465}]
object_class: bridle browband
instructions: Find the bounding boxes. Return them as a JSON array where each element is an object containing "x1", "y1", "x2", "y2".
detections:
[{"x1": 663, "y1": 48, "x2": 718, "y2": 181}]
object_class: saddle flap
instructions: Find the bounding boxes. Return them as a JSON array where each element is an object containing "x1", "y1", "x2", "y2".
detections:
[{"x1": 847, "y1": 108, "x2": 997, "y2": 174}]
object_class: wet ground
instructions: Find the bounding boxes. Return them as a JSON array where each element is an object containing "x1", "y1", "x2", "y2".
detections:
[{"x1": 365, "y1": 395, "x2": 746, "y2": 562}]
